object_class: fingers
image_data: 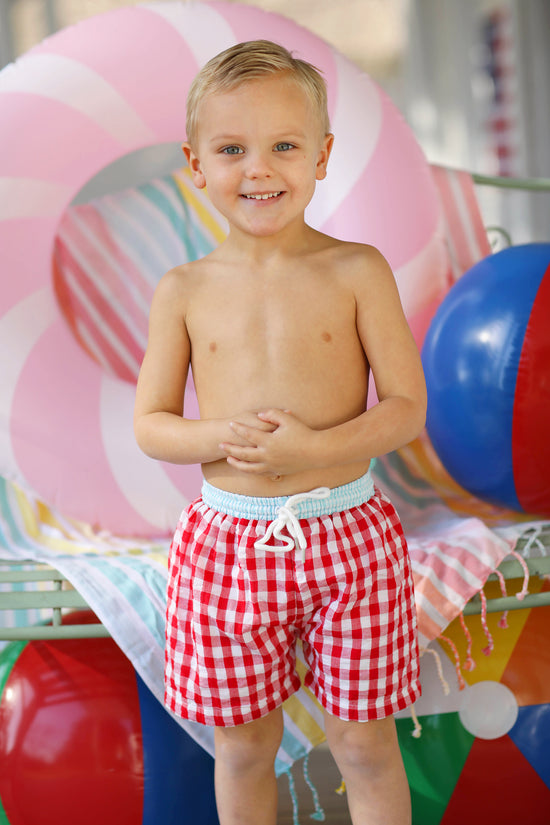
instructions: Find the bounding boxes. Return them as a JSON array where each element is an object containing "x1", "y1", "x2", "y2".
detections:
[
  {"x1": 219, "y1": 440, "x2": 274, "y2": 476},
  {"x1": 219, "y1": 442, "x2": 259, "y2": 462},
  {"x1": 256, "y1": 408, "x2": 291, "y2": 427},
  {"x1": 227, "y1": 421, "x2": 266, "y2": 445},
  {"x1": 225, "y1": 456, "x2": 267, "y2": 474},
  {"x1": 219, "y1": 409, "x2": 292, "y2": 476}
]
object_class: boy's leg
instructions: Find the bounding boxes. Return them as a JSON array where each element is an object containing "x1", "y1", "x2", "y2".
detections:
[
  {"x1": 214, "y1": 706, "x2": 284, "y2": 825},
  {"x1": 324, "y1": 711, "x2": 411, "y2": 825}
]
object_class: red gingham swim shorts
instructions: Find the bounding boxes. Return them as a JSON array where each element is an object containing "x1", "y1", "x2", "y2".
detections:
[{"x1": 165, "y1": 471, "x2": 420, "y2": 727}]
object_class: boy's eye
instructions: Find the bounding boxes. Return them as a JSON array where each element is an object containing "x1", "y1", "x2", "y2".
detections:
[
  {"x1": 221, "y1": 145, "x2": 243, "y2": 155},
  {"x1": 274, "y1": 142, "x2": 294, "y2": 152}
]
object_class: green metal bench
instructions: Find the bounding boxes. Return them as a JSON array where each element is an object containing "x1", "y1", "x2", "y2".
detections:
[
  {"x1": 1, "y1": 551, "x2": 549, "y2": 641},
  {"x1": 0, "y1": 562, "x2": 110, "y2": 640}
]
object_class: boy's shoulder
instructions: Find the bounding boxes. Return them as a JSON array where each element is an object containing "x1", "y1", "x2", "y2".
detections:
[
  {"x1": 155, "y1": 256, "x2": 211, "y2": 296},
  {"x1": 316, "y1": 236, "x2": 392, "y2": 281}
]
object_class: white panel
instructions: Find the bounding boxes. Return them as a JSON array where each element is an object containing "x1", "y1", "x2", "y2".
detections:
[
  {"x1": 0, "y1": 177, "x2": 71, "y2": 219},
  {"x1": 100, "y1": 374, "x2": 186, "y2": 530},
  {"x1": 306, "y1": 50, "x2": 382, "y2": 228},
  {"x1": 144, "y1": 1, "x2": 237, "y2": 67},
  {"x1": 0, "y1": 288, "x2": 58, "y2": 475},
  {"x1": 0, "y1": 53, "x2": 155, "y2": 145}
]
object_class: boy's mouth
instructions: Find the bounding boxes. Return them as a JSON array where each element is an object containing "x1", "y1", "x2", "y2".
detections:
[{"x1": 241, "y1": 191, "x2": 283, "y2": 200}]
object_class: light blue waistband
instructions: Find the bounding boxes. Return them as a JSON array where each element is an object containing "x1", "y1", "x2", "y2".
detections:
[{"x1": 201, "y1": 470, "x2": 374, "y2": 521}]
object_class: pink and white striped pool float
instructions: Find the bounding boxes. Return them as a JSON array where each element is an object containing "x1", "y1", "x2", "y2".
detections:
[{"x1": 0, "y1": 1, "x2": 449, "y2": 537}]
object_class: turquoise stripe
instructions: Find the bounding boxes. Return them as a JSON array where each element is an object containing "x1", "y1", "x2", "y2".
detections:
[
  {"x1": 95, "y1": 189, "x2": 183, "y2": 277},
  {"x1": 80, "y1": 556, "x2": 166, "y2": 645},
  {"x1": 275, "y1": 727, "x2": 309, "y2": 776},
  {"x1": 144, "y1": 176, "x2": 217, "y2": 261},
  {"x1": 385, "y1": 451, "x2": 439, "y2": 495},
  {"x1": 373, "y1": 457, "x2": 440, "y2": 511},
  {"x1": 0, "y1": 477, "x2": 29, "y2": 548},
  {"x1": 141, "y1": 177, "x2": 198, "y2": 263},
  {"x1": 183, "y1": 200, "x2": 219, "y2": 258},
  {"x1": 202, "y1": 470, "x2": 375, "y2": 520}
]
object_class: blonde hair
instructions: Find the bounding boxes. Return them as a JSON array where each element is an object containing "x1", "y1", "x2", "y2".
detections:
[{"x1": 185, "y1": 40, "x2": 330, "y2": 147}]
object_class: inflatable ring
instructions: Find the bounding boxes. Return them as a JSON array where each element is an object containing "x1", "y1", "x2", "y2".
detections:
[{"x1": 0, "y1": 1, "x2": 449, "y2": 537}]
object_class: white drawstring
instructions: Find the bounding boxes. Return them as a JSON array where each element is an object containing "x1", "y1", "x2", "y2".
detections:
[{"x1": 254, "y1": 487, "x2": 330, "y2": 562}]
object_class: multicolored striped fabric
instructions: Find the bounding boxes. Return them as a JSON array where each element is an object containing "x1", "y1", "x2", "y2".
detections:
[
  {"x1": 430, "y1": 164, "x2": 492, "y2": 283},
  {"x1": 53, "y1": 166, "x2": 228, "y2": 382}
]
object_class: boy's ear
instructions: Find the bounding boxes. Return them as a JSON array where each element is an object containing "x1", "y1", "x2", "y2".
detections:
[
  {"x1": 315, "y1": 133, "x2": 334, "y2": 181},
  {"x1": 182, "y1": 142, "x2": 206, "y2": 189}
]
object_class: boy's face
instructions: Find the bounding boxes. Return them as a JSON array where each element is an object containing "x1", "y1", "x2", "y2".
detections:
[{"x1": 183, "y1": 73, "x2": 333, "y2": 240}]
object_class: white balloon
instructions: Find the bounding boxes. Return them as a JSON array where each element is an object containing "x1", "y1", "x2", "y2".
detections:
[{"x1": 459, "y1": 680, "x2": 519, "y2": 740}]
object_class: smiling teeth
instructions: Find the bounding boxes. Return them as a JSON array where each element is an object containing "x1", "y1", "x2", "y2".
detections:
[{"x1": 244, "y1": 192, "x2": 281, "y2": 200}]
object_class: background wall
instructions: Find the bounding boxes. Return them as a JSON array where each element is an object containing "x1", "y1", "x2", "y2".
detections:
[{"x1": 1, "y1": 0, "x2": 549, "y2": 242}]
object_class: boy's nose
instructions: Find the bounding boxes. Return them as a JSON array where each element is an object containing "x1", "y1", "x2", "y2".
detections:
[{"x1": 244, "y1": 151, "x2": 273, "y2": 179}]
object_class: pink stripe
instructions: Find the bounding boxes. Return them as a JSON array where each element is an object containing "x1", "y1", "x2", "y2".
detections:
[
  {"x1": 0, "y1": 93, "x2": 123, "y2": 185},
  {"x1": 0, "y1": 219, "x2": 59, "y2": 311},
  {"x1": 431, "y1": 169, "x2": 457, "y2": 237},
  {"x1": 56, "y1": 204, "x2": 153, "y2": 322},
  {"x1": 214, "y1": 1, "x2": 339, "y2": 127},
  {"x1": 432, "y1": 166, "x2": 491, "y2": 279},
  {"x1": 58, "y1": 208, "x2": 123, "y2": 297},
  {"x1": 413, "y1": 605, "x2": 445, "y2": 642},
  {"x1": 413, "y1": 576, "x2": 461, "y2": 632},
  {"x1": 465, "y1": 178, "x2": 492, "y2": 258},
  {"x1": 413, "y1": 536, "x2": 507, "y2": 602},
  {"x1": 62, "y1": 206, "x2": 155, "y2": 314},
  {"x1": 53, "y1": 243, "x2": 144, "y2": 380},
  {"x1": 322, "y1": 92, "x2": 439, "y2": 270},
  {"x1": 433, "y1": 167, "x2": 474, "y2": 277},
  {"x1": 413, "y1": 541, "x2": 490, "y2": 581},
  {"x1": 11, "y1": 318, "x2": 154, "y2": 535},
  {"x1": 58, "y1": 206, "x2": 151, "y2": 335},
  {"x1": 412, "y1": 554, "x2": 476, "y2": 603},
  {"x1": 34, "y1": 6, "x2": 199, "y2": 143}
]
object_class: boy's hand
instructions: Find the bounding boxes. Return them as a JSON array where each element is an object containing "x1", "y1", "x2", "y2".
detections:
[
  {"x1": 219, "y1": 409, "x2": 316, "y2": 478},
  {"x1": 223, "y1": 410, "x2": 278, "y2": 448}
]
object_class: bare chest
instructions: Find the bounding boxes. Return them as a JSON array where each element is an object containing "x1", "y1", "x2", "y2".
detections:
[
  {"x1": 190, "y1": 276, "x2": 359, "y2": 359},
  {"x1": 185, "y1": 275, "x2": 369, "y2": 420}
]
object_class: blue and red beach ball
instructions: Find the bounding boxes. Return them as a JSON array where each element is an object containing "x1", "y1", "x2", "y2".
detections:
[{"x1": 422, "y1": 243, "x2": 550, "y2": 517}]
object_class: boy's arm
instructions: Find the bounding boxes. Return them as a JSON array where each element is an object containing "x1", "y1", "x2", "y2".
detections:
[
  {"x1": 134, "y1": 268, "x2": 217, "y2": 464},
  {"x1": 134, "y1": 269, "x2": 273, "y2": 465},
  {"x1": 220, "y1": 247, "x2": 427, "y2": 476}
]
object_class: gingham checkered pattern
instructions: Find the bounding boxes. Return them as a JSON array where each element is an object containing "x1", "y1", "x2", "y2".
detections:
[{"x1": 165, "y1": 487, "x2": 420, "y2": 727}]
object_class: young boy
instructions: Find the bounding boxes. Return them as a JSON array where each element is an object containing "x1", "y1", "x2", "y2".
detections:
[{"x1": 134, "y1": 40, "x2": 426, "y2": 825}]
